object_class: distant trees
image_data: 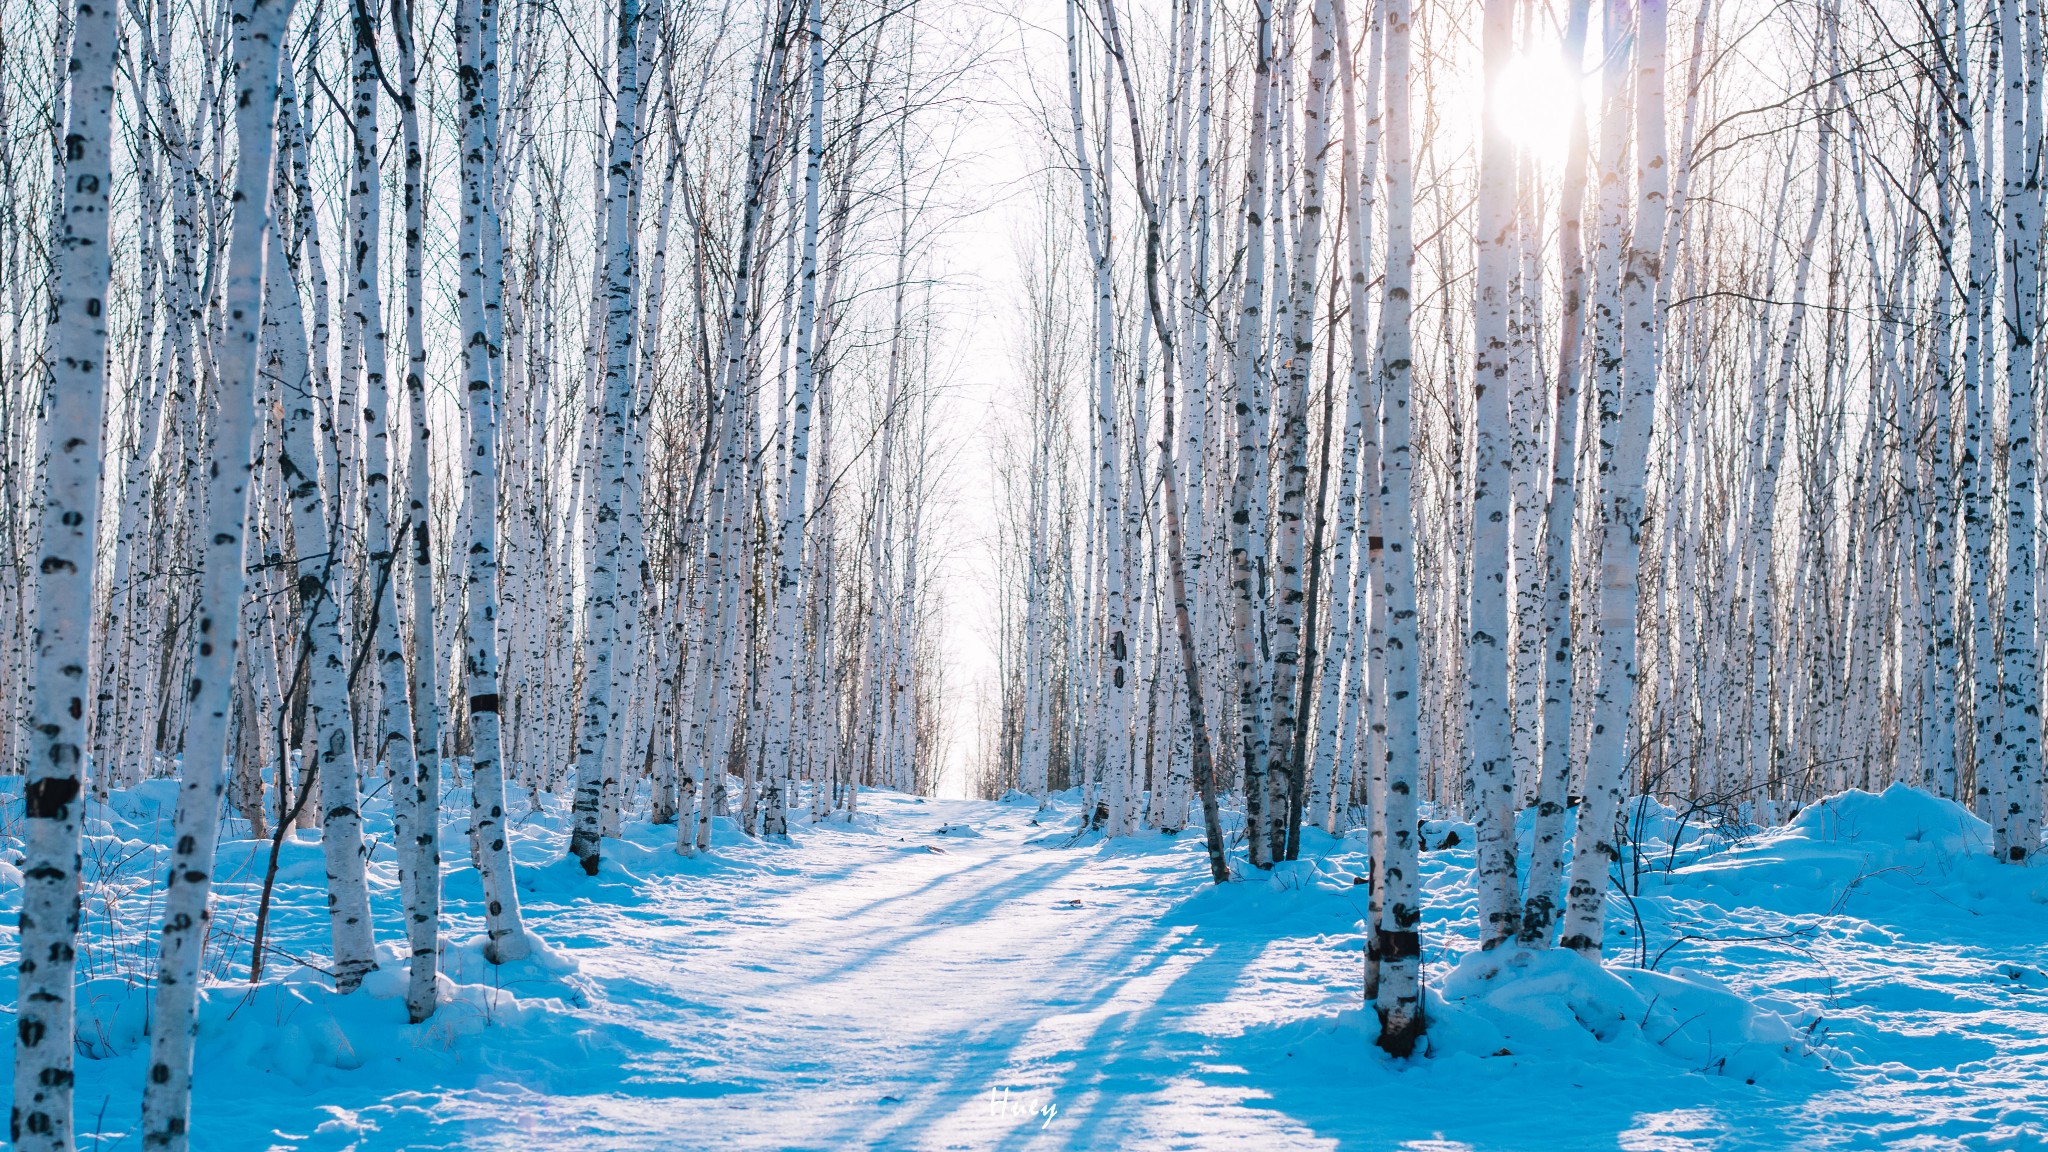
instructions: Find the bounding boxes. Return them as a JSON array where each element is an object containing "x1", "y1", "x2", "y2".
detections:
[
  {"x1": 1, "y1": 0, "x2": 972, "y2": 1140},
  {"x1": 997, "y1": 0, "x2": 2046, "y2": 1060}
]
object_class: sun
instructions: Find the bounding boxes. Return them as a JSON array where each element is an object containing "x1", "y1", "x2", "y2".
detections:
[{"x1": 1489, "y1": 50, "x2": 1584, "y2": 161}]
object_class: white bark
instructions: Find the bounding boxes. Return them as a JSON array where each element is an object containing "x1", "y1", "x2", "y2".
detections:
[
  {"x1": 569, "y1": 0, "x2": 649, "y2": 871},
  {"x1": 1465, "y1": 0, "x2": 1519, "y2": 947},
  {"x1": 1227, "y1": 0, "x2": 1276, "y2": 869},
  {"x1": 271, "y1": 205, "x2": 379, "y2": 992},
  {"x1": 1373, "y1": 0, "x2": 1427, "y2": 1056},
  {"x1": 392, "y1": 0, "x2": 444, "y2": 1006},
  {"x1": 456, "y1": 0, "x2": 530, "y2": 960},
  {"x1": 1960, "y1": 11, "x2": 2001, "y2": 827},
  {"x1": 1310, "y1": 0, "x2": 1379, "y2": 837},
  {"x1": 1265, "y1": 0, "x2": 1336, "y2": 861},
  {"x1": 760, "y1": 0, "x2": 826, "y2": 838},
  {"x1": 1995, "y1": 0, "x2": 2041, "y2": 859},
  {"x1": 352, "y1": 0, "x2": 433, "y2": 1023},
  {"x1": 1561, "y1": 0, "x2": 1669, "y2": 957},
  {"x1": 1069, "y1": 0, "x2": 1130, "y2": 836},
  {"x1": 1519, "y1": 0, "x2": 1592, "y2": 948},
  {"x1": 14, "y1": 0, "x2": 120, "y2": 1143},
  {"x1": 138, "y1": 1, "x2": 291, "y2": 1145}
]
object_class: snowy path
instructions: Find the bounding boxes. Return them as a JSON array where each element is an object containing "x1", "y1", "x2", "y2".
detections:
[
  {"x1": 184, "y1": 791, "x2": 1408, "y2": 1150},
  {"x1": 411, "y1": 793, "x2": 1352, "y2": 1150},
  {"x1": 30, "y1": 787, "x2": 2048, "y2": 1150}
]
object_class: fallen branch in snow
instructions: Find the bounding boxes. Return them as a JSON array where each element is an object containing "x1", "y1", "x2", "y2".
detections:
[
  {"x1": 1829, "y1": 866, "x2": 1911, "y2": 915},
  {"x1": 1648, "y1": 924, "x2": 1821, "y2": 972}
]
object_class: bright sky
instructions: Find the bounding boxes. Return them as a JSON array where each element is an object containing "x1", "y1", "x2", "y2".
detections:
[{"x1": 922, "y1": 0, "x2": 1064, "y2": 798}]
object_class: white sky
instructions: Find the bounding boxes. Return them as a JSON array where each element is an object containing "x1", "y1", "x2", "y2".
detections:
[{"x1": 920, "y1": 0, "x2": 1066, "y2": 798}]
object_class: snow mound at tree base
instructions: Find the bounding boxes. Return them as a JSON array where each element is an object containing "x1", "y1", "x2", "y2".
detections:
[
  {"x1": 56, "y1": 935, "x2": 606, "y2": 1098},
  {"x1": 1672, "y1": 783, "x2": 2048, "y2": 910},
  {"x1": 200, "y1": 945, "x2": 596, "y2": 1086},
  {"x1": 1784, "y1": 783, "x2": 1994, "y2": 860},
  {"x1": 1430, "y1": 946, "x2": 1813, "y2": 1083}
]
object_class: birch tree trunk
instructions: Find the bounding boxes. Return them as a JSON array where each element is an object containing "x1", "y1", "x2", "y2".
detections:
[
  {"x1": 1069, "y1": 0, "x2": 1130, "y2": 837},
  {"x1": 1926, "y1": 9, "x2": 1961, "y2": 800},
  {"x1": 1518, "y1": 0, "x2": 1591, "y2": 948},
  {"x1": 392, "y1": 0, "x2": 444, "y2": 999},
  {"x1": 1561, "y1": 0, "x2": 1669, "y2": 957},
  {"x1": 138, "y1": 0, "x2": 291, "y2": 1145},
  {"x1": 1228, "y1": 0, "x2": 1277, "y2": 869},
  {"x1": 1265, "y1": 0, "x2": 1336, "y2": 862},
  {"x1": 456, "y1": 0, "x2": 530, "y2": 960},
  {"x1": 1310, "y1": 0, "x2": 1379, "y2": 838},
  {"x1": 569, "y1": 0, "x2": 648, "y2": 871},
  {"x1": 760, "y1": 0, "x2": 826, "y2": 839},
  {"x1": 1995, "y1": 0, "x2": 2041, "y2": 861},
  {"x1": 1092, "y1": 0, "x2": 1230, "y2": 877},
  {"x1": 1465, "y1": 0, "x2": 1521, "y2": 948},
  {"x1": 351, "y1": 0, "x2": 433, "y2": 1023},
  {"x1": 1961, "y1": 10, "x2": 2001, "y2": 827},
  {"x1": 692, "y1": 0, "x2": 800, "y2": 846},
  {"x1": 1373, "y1": 0, "x2": 1428, "y2": 1056},
  {"x1": 13, "y1": 0, "x2": 120, "y2": 1144},
  {"x1": 272, "y1": 209, "x2": 379, "y2": 992}
]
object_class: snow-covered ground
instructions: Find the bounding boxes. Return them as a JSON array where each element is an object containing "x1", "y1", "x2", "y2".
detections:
[{"x1": 5, "y1": 780, "x2": 2047, "y2": 1150}]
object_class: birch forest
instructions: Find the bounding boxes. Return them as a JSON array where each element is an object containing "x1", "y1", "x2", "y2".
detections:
[{"x1": 1, "y1": 0, "x2": 2046, "y2": 1139}]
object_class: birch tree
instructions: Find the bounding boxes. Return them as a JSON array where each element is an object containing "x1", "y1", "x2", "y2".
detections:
[
  {"x1": 138, "y1": 0, "x2": 292, "y2": 1145},
  {"x1": 1373, "y1": 0, "x2": 1427, "y2": 1056},
  {"x1": 1465, "y1": 0, "x2": 1520, "y2": 948},
  {"x1": 1993, "y1": 0, "x2": 2041, "y2": 861},
  {"x1": 759, "y1": 0, "x2": 826, "y2": 839},
  {"x1": 456, "y1": 0, "x2": 529, "y2": 961},
  {"x1": 569, "y1": 0, "x2": 649, "y2": 872},
  {"x1": 1561, "y1": 0, "x2": 1670, "y2": 957},
  {"x1": 12, "y1": 0, "x2": 119, "y2": 1143}
]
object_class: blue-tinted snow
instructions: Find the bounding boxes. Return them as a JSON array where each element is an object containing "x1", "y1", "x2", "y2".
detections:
[{"x1": 2, "y1": 776, "x2": 2044, "y2": 1150}]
